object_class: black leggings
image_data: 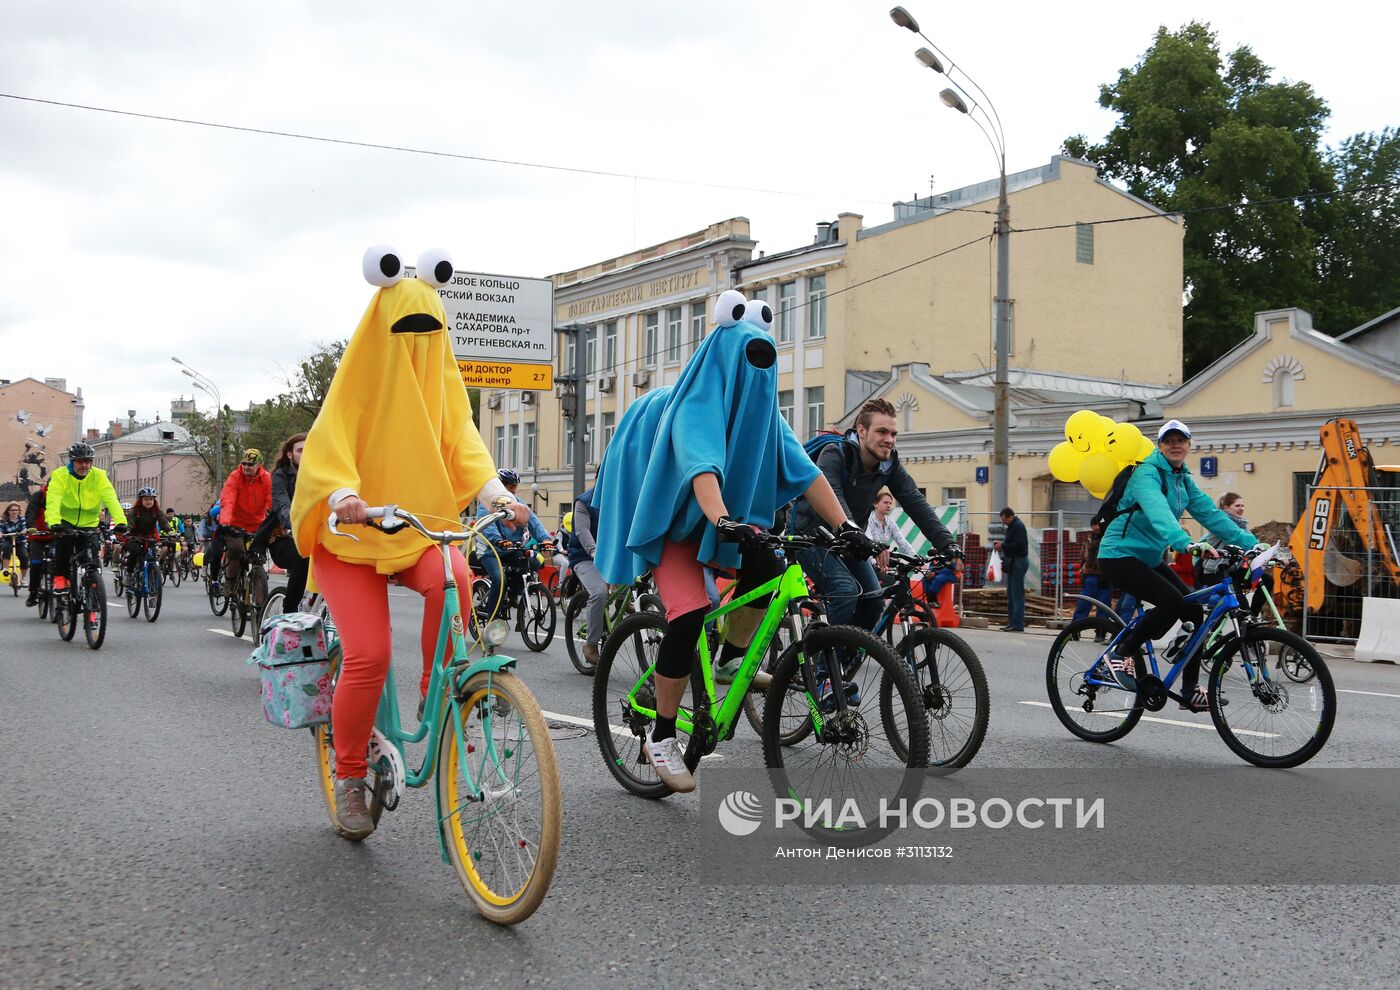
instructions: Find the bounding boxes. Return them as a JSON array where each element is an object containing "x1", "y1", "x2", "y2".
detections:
[
  {"x1": 1097, "y1": 557, "x2": 1206, "y2": 689},
  {"x1": 655, "y1": 549, "x2": 783, "y2": 679}
]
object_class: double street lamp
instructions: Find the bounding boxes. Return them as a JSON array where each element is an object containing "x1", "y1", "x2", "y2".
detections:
[
  {"x1": 890, "y1": 6, "x2": 1013, "y2": 515},
  {"x1": 171, "y1": 357, "x2": 225, "y2": 486}
]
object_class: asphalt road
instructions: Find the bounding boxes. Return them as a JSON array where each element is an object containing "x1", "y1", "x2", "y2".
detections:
[{"x1": 5, "y1": 573, "x2": 1400, "y2": 989}]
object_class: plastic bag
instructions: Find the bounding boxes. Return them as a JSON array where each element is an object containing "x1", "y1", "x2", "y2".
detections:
[{"x1": 986, "y1": 549, "x2": 1003, "y2": 584}]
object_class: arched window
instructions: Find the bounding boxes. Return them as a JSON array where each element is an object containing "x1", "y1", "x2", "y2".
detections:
[{"x1": 1262, "y1": 355, "x2": 1305, "y2": 410}]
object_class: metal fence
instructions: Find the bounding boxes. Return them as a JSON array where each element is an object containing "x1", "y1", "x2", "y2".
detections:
[{"x1": 1300, "y1": 487, "x2": 1400, "y2": 644}]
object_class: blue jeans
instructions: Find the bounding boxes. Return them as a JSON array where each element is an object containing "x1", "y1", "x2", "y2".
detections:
[
  {"x1": 1071, "y1": 574, "x2": 1117, "y2": 624},
  {"x1": 922, "y1": 566, "x2": 958, "y2": 603},
  {"x1": 1005, "y1": 554, "x2": 1029, "y2": 629},
  {"x1": 795, "y1": 547, "x2": 883, "y2": 631}
]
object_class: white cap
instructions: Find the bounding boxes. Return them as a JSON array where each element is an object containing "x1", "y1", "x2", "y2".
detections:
[{"x1": 1157, "y1": 419, "x2": 1192, "y2": 441}]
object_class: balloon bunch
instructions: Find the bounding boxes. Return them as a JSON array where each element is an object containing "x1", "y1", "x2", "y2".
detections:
[{"x1": 1047, "y1": 410, "x2": 1156, "y2": 499}]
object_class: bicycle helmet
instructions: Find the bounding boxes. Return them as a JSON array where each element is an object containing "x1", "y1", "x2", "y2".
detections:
[
  {"x1": 240, "y1": 448, "x2": 263, "y2": 466},
  {"x1": 68, "y1": 441, "x2": 95, "y2": 460},
  {"x1": 137, "y1": 487, "x2": 158, "y2": 498},
  {"x1": 497, "y1": 469, "x2": 520, "y2": 486}
]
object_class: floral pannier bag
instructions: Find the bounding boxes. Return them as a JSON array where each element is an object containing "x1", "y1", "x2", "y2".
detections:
[{"x1": 247, "y1": 612, "x2": 333, "y2": 729}]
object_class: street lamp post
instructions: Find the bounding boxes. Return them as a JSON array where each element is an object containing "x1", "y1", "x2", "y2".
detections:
[
  {"x1": 891, "y1": 7, "x2": 1012, "y2": 515},
  {"x1": 172, "y1": 357, "x2": 225, "y2": 488}
]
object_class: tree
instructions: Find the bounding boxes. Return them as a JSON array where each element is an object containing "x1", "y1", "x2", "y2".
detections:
[{"x1": 1064, "y1": 22, "x2": 1395, "y2": 375}]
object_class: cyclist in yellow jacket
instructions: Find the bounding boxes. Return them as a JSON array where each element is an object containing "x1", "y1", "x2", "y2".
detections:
[{"x1": 46, "y1": 441, "x2": 126, "y2": 592}]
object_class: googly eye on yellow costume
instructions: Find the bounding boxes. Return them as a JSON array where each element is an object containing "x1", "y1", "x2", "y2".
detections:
[{"x1": 290, "y1": 246, "x2": 507, "y2": 789}]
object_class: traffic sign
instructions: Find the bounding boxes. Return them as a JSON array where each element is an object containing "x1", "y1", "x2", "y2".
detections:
[
  {"x1": 406, "y1": 265, "x2": 555, "y2": 371},
  {"x1": 457, "y1": 360, "x2": 554, "y2": 391}
]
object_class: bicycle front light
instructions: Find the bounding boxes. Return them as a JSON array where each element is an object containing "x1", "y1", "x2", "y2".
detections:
[{"x1": 484, "y1": 618, "x2": 511, "y2": 646}]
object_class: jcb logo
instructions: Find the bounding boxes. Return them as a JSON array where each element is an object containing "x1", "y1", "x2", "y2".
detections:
[{"x1": 1308, "y1": 497, "x2": 1332, "y2": 550}]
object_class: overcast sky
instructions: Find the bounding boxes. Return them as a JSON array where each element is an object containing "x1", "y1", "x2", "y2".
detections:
[{"x1": 2, "y1": 0, "x2": 1395, "y2": 433}]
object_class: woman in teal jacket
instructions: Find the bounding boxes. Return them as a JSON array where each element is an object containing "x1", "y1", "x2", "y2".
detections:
[{"x1": 1097, "y1": 420, "x2": 1255, "y2": 711}]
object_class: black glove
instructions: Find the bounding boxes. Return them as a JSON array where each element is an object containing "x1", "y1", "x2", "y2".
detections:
[
  {"x1": 834, "y1": 521, "x2": 881, "y2": 560},
  {"x1": 51, "y1": 522, "x2": 73, "y2": 533},
  {"x1": 945, "y1": 544, "x2": 965, "y2": 562},
  {"x1": 716, "y1": 515, "x2": 760, "y2": 548},
  {"x1": 114, "y1": 524, "x2": 129, "y2": 534}
]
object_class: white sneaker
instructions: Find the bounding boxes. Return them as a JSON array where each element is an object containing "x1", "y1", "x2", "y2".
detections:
[{"x1": 643, "y1": 729, "x2": 696, "y2": 793}]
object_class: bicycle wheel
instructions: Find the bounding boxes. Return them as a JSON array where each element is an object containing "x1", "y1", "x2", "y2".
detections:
[
  {"x1": 518, "y1": 582, "x2": 556, "y2": 652},
  {"x1": 39, "y1": 575, "x2": 51, "y2": 620},
  {"x1": 592, "y1": 611, "x2": 707, "y2": 799},
  {"x1": 228, "y1": 573, "x2": 248, "y2": 638},
  {"x1": 1278, "y1": 639, "x2": 1316, "y2": 683},
  {"x1": 763, "y1": 624, "x2": 928, "y2": 847},
  {"x1": 882, "y1": 626, "x2": 989, "y2": 768},
  {"x1": 206, "y1": 572, "x2": 228, "y2": 616},
  {"x1": 263, "y1": 586, "x2": 287, "y2": 624},
  {"x1": 57, "y1": 583, "x2": 78, "y2": 641},
  {"x1": 563, "y1": 590, "x2": 595, "y2": 674},
  {"x1": 638, "y1": 593, "x2": 664, "y2": 614},
  {"x1": 1045, "y1": 618, "x2": 1144, "y2": 743},
  {"x1": 83, "y1": 573, "x2": 107, "y2": 650},
  {"x1": 741, "y1": 614, "x2": 802, "y2": 740},
  {"x1": 311, "y1": 643, "x2": 385, "y2": 837},
  {"x1": 143, "y1": 563, "x2": 162, "y2": 622},
  {"x1": 1208, "y1": 626, "x2": 1336, "y2": 768},
  {"x1": 126, "y1": 577, "x2": 140, "y2": 618},
  {"x1": 169, "y1": 559, "x2": 182, "y2": 588},
  {"x1": 249, "y1": 569, "x2": 269, "y2": 638},
  {"x1": 438, "y1": 670, "x2": 562, "y2": 925},
  {"x1": 112, "y1": 567, "x2": 124, "y2": 597}
]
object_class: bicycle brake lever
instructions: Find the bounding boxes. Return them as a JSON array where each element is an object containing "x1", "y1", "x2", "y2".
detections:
[{"x1": 327, "y1": 511, "x2": 360, "y2": 543}]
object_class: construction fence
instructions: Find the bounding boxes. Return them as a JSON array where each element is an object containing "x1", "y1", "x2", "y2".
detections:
[{"x1": 1297, "y1": 487, "x2": 1400, "y2": 645}]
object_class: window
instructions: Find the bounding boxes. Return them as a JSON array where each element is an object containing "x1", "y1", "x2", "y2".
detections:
[
  {"x1": 507, "y1": 423, "x2": 521, "y2": 469},
  {"x1": 603, "y1": 322, "x2": 617, "y2": 371},
  {"x1": 525, "y1": 423, "x2": 537, "y2": 468},
  {"x1": 777, "y1": 282, "x2": 796, "y2": 344},
  {"x1": 1273, "y1": 372, "x2": 1296, "y2": 408},
  {"x1": 688, "y1": 300, "x2": 706, "y2": 357},
  {"x1": 565, "y1": 333, "x2": 577, "y2": 373},
  {"x1": 585, "y1": 326, "x2": 597, "y2": 375},
  {"x1": 564, "y1": 422, "x2": 575, "y2": 467},
  {"x1": 806, "y1": 274, "x2": 826, "y2": 339},
  {"x1": 805, "y1": 386, "x2": 825, "y2": 433},
  {"x1": 584, "y1": 418, "x2": 596, "y2": 466},
  {"x1": 942, "y1": 487, "x2": 967, "y2": 503},
  {"x1": 602, "y1": 412, "x2": 616, "y2": 454},
  {"x1": 1293, "y1": 472, "x2": 1316, "y2": 521},
  {"x1": 665, "y1": 306, "x2": 682, "y2": 364},
  {"x1": 778, "y1": 389, "x2": 794, "y2": 428},
  {"x1": 493, "y1": 426, "x2": 505, "y2": 467},
  {"x1": 1075, "y1": 223, "x2": 1094, "y2": 264},
  {"x1": 644, "y1": 312, "x2": 659, "y2": 367}
]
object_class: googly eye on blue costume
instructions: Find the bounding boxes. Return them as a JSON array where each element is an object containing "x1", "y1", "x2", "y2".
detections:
[{"x1": 591, "y1": 292, "x2": 819, "y2": 583}]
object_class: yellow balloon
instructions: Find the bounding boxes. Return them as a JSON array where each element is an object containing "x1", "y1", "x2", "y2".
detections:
[
  {"x1": 1104, "y1": 421, "x2": 1144, "y2": 462},
  {"x1": 1064, "y1": 410, "x2": 1101, "y2": 453},
  {"x1": 1047, "y1": 441, "x2": 1085, "y2": 483},
  {"x1": 1136, "y1": 435, "x2": 1156, "y2": 461},
  {"x1": 1078, "y1": 452, "x2": 1120, "y2": 496},
  {"x1": 1087, "y1": 488, "x2": 1109, "y2": 500}
]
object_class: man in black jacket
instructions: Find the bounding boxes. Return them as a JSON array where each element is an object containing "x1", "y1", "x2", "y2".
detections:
[
  {"x1": 994, "y1": 506, "x2": 1029, "y2": 631},
  {"x1": 790, "y1": 398, "x2": 959, "y2": 630}
]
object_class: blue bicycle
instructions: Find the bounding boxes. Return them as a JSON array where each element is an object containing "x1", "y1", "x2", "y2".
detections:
[
  {"x1": 125, "y1": 537, "x2": 163, "y2": 623},
  {"x1": 1045, "y1": 545, "x2": 1336, "y2": 767}
]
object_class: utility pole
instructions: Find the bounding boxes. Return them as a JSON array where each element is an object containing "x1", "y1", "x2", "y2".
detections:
[
  {"x1": 992, "y1": 159, "x2": 1011, "y2": 515},
  {"x1": 557, "y1": 323, "x2": 588, "y2": 500}
]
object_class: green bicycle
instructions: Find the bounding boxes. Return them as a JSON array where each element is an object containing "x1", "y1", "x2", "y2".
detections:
[
  {"x1": 593, "y1": 528, "x2": 930, "y2": 845},
  {"x1": 563, "y1": 574, "x2": 663, "y2": 674},
  {"x1": 316, "y1": 503, "x2": 561, "y2": 925}
]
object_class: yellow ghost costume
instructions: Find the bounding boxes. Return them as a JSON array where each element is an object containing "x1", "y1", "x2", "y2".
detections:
[{"x1": 291, "y1": 252, "x2": 496, "y2": 574}]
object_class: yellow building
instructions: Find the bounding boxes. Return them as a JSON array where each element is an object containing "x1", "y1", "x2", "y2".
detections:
[{"x1": 478, "y1": 157, "x2": 1187, "y2": 523}]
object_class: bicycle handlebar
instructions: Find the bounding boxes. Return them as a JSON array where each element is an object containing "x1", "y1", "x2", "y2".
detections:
[{"x1": 328, "y1": 502, "x2": 512, "y2": 546}]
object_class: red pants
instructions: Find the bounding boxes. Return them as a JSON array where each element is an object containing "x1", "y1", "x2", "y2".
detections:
[{"x1": 313, "y1": 544, "x2": 470, "y2": 779}]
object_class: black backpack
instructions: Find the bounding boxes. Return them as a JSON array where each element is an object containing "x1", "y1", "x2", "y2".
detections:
[{"x1": 1090, "y1": 463, "x2": 1166, "y2": 531}]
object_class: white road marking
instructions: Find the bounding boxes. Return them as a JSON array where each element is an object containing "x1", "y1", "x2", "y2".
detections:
[
  {"x1": 1338, "y1": 688, "x2": 1400, "y2": 699},
  {"x1": 208, "y1": 628, "x2": 238, "y2": 638},
  {"x1": 1018, "y1": 700, "x2": 1280, "y2": 738}
]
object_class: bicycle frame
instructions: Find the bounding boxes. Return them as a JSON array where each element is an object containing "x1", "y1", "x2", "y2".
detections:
[
  {"x1": 1087, "y1": 573, "x2": 1270, "y2": 696},
  {"x1": 329, "y1": 512, "x2": 527, "y2": 865},
  {"x1": 625, "y1": 562, "x2": 813, "y2": 741}
]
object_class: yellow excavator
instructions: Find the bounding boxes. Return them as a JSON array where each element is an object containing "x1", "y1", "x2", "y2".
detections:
[{"x1": 1275, "y1": 418, "x2": 1400, "y2": 632}]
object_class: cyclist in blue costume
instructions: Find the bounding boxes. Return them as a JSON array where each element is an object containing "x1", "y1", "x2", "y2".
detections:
[{"x1": 593, "y1": 289, "x2": 861, "y2": 792}]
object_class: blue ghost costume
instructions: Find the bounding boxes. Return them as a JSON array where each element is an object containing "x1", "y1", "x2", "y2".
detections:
[{"x1": 593, "y1": 291, "x2": 820, "y2": 585}]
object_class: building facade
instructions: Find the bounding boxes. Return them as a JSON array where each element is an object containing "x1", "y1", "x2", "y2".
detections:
[
  {"x1": 0, "y1": 377, "x2": 85, "y2": 501},
  {"x1": 478, "y1": 218, "x2": 756, "y2": 519}
]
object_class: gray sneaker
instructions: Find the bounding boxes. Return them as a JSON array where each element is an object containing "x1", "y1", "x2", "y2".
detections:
[
  {"x1": 583, "y1": 642, "x2": 601, "y2": 666},
  {"x1": 334, "y1": 777, "x2": 375, "y2": 841},
  {"x1": 714, "y1": 661, "x2": 773, "y2": 692}
]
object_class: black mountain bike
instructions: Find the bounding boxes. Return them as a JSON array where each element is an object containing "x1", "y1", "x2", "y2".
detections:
[{"x1": 51, "y1": 527, "x2": 108, "y2": 650}]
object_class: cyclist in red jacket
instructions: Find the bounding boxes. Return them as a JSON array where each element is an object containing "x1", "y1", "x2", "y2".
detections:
[{"x1": 212, "y1": 448, "x2": 273, "y2": 595}]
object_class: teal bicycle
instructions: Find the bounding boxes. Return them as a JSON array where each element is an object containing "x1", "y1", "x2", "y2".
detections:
[
  {"x1": 594, "y1": 528, "x2": 930, "y2": 844},
  {"x1": 317, "y1": 503, "x2": 562, "y2": 925}
]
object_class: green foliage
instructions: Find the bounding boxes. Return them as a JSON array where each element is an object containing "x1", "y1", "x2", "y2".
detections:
[{"x1": 1064, "y1": 22, "x2": 1397, "y2": 375}]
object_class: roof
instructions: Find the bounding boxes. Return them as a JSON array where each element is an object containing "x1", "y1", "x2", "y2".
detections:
[
  {"x1": 1162, "y1": 307, "x2": 1400, "y2": 408},
  {"x1": 104, "y1": 422, "x2": 194, "y2": 446},
  {"x1": 1337, "y1": 304, "x2": 1400, "y2": 343}
]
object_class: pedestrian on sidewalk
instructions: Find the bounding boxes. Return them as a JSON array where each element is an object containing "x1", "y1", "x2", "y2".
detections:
[{"x1": 994, "y1": 506, "x2": 1028, "y2": 632}]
